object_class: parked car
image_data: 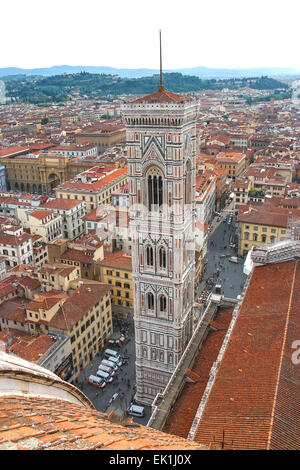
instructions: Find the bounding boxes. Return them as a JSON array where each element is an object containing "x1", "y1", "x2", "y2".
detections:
[
  {"x1": 127, "y1": 405, "x2": 145, "y2": 417},
  {"x1": 88, "y1": 375, "x2": 106, "y2": 388}
]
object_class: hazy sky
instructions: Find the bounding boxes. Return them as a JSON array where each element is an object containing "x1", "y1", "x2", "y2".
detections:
[{"x1": 2, "y1": 0, "x2": 300, "y2": 70}]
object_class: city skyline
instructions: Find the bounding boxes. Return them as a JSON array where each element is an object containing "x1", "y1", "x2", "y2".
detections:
[{"x1": 2, "y1": 0, "x2": 299, "y2": 70}]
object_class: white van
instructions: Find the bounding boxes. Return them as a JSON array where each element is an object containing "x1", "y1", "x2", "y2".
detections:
[
  {"x1": 98, "y1": 364, "x2": 115, "y2": 376},
  {"x1": 108, "y1": 356, "x2": 123, "y2": 367},
  {"x1": 104, "y1": 349, "x2": 120, "y2": 360},
  {"x1": 88, "y1": 375, "x2": 106, "y2": 388},
  {"x1": 101, "y1": 359, "x2": 118, "y2": 371},
  {"x1": 127, "y1": 405, "x2": 144, "y2": 417},
  {"x1": 96, "y1": 369, "x2": 113, "y2": 383},
  {"x1": 229, "y1": 256, "x2": 240, "y2": 264}
]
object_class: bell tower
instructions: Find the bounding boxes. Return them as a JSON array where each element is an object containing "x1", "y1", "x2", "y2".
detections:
[{"x1": 121, "y1": 36, "x2": 199, "y2": 405}]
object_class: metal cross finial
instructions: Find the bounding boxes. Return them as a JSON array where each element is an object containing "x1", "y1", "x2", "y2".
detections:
[{"x1": 159, "y1": 29, "x2": 163, "y2": 88}]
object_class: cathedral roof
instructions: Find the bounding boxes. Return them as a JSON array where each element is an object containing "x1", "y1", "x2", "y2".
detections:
[
  {"x1": 133, "y1": 85, "x2": 190, "y2": 104},
  {"x1": 0, "y1": 352, "x2": 206, "y2": 450}
]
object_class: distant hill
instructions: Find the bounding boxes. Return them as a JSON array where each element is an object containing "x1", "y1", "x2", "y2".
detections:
[
  {"x1": 1, "y1": 72, "x2": 290, "y2": 105},
  {"x1": 0, "y1": 65, "x2": 299, "y2": 79}
]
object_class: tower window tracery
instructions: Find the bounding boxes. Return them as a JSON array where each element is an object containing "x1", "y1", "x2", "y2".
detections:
[
  {"x1": 147, "y1": 167, "x2": 164, "y2": 211},
  {"x1": 158, "y1": 246, "x2": 167, "y2": 269},
  {"x1": 159, "y1": 295, "x2": 167, "y2": 312},
  {"x1": 146, "y1": 245, "x2": 154, "y2": 266},
  {"x1": 147, "y1": 292, "x2": 154, "y2": 310}
]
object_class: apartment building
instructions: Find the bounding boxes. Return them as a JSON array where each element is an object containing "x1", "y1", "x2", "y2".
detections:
[
  {"x1": 99, "y1": 251, "x2": 133, "y2": 320},
  {"x1": 50, "y1": 143, "x2": 98, "y2": 158},
  {"x1": 233, "y1": 178, "x2": 252, "y2": 215},
  {"x1": 195, "y1": 171, "x2": 217, "y2": 223},
  {"x1": 38, "y1": 263, "x2": 80, "y2": 292},
  {"x1": 216, "y1": 152, "x2": 247, "y2": 180},
  {"x1": 55, "y1": 166, "x2": 128, "y2": 213},
  {"x1": 28, "y1": 209, "x2": 62, "y2": 244},
  {"x1": 0, "y1": 225, "x2": 33, "y2": 268},
  {"x1": 41, "y1": 198, "x2": 86, "y2": 240},
  {"x1": 25, "y1": 281, "x2": 113, "y2": 377},
  {"x1": 237, "y1": 204, "x2": 295, "y2": 256},
  {"x1": 75, "y1": 120, "x2": 126, "y2": 153},
  {"x1": 49, "y1": 232, "x2": 104, "y2": 280},
  {"x1": 32, "y1": 234, "x2": 48, "y2": 268},
  {"x1": 0, "y1": 328, "x2": 73, "y2": 381}
]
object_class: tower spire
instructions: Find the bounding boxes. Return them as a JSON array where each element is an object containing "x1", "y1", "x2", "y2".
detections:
[{"x1": 159, "y1": 29, "x2": 163, "y2": 90}]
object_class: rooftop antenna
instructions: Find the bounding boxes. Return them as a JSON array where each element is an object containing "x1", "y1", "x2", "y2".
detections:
[{"x1": 159, "y1": 29, "x2": 163, "y2": 90}]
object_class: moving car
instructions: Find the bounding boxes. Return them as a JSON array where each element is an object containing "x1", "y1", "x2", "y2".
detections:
[{"x1": 229, "y1": 256, "x2": 240, "y2": 263}]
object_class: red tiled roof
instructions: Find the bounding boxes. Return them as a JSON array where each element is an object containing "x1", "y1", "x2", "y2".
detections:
[
  {"x1": 58, "y1": 248, "x2": 93, "y2": 264},
  {"x1": 0, "y1": 230, "x2": 31, "y2": 247},
  {"x1": 30, "y1": 209, "x2": 54, "y2": 220},
  {"x1": 133, "y1": 85, "x2": 190, "y2": 104},
  {"x1": 237, "y1": 205, "x2": 289, "y2": 228},
  {"x1": 99, "y1": 251, "x2": 132, "y2": 271},
  {"x1": 0, "y1": 328, "x2": 56, "y2": 362},
  {"x1": 194, "y1": 260, "x2": 300, "y2": 450},
  {"x1": 163, "y1": 308, "x2": 233, "y2": 439},
  {"x1": 57, "y1": 167, "x2": 127, "y2": 192},
  {"x1": 0, "y1": 146, "x2": 29, "y2": 157},
  {"x1": 41, "y1": 198, "x2": 82, "y2": 210},
  {"x1": 47, "y1": 282, "x2": 111, "y2": 330},
  {"x1": 0, "y1": 395, "x2": 205, "y2": 450}
]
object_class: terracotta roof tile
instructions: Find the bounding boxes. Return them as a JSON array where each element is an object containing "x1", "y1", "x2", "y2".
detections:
[
  {"x1": 133, "y1": 85, "x2": 190, "y2": 104},
  {"x1": 163, "y1": 308, "x2": 233, "y2": 439},
  {"x1": 193, "y1": 260, "x2": 300, "y2": 450},
  {"x1": 0, "y1": 396, "x2": 204, "y2": 450}
]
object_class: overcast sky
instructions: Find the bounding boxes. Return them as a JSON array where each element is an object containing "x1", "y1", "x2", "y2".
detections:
[{"x1": 2, "y1": 0, "x2": 299, "y2": 70}]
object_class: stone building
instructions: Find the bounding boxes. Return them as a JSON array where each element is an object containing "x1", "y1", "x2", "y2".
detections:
[{"x1": 121, "y1": 85, "x2": 199, "y2": 405}]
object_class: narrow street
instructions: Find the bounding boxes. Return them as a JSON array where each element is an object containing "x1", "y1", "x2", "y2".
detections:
[{"x1": 197, "y1": 201, "x2": 247, "y2": 300}]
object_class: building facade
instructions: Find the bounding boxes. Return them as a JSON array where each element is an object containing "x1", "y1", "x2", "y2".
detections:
[{"x1": 121, "y1": 86, "x2": 199, "y2": 405}]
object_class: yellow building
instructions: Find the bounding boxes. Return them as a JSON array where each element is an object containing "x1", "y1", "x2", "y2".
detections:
[
  {"x1": 2, "y1": 152, "x2": 97, "y2": 195},
  {"x1": 99, "y1": 251, "x2": 133, "y2": 320},
  {"x1": 237, "y1": 206, "x2": 291, "y2": 256},
  {"x1": 75, "y1": 120, "x2": 126, "y2": 154},
  {"x1": 216, "y1": 152, "x2": 247, "y2": 180}
]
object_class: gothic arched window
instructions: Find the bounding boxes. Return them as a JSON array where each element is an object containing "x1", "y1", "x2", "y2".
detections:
[
  {"x1": 159, "y1": 295, "x2": 167, "y2": 312},
  {"x1": 146, "y1": 245, "x2": 154, "y2": 267},
  {"x1": 147, "y1": 167, "x2": 164, "y2": 211},
  {"x1": 158, "y1": 246, "x2": 166, "y2": 269},
  {"x1": 147, "y1": 292, "x2": 154, "y2": 310}
]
